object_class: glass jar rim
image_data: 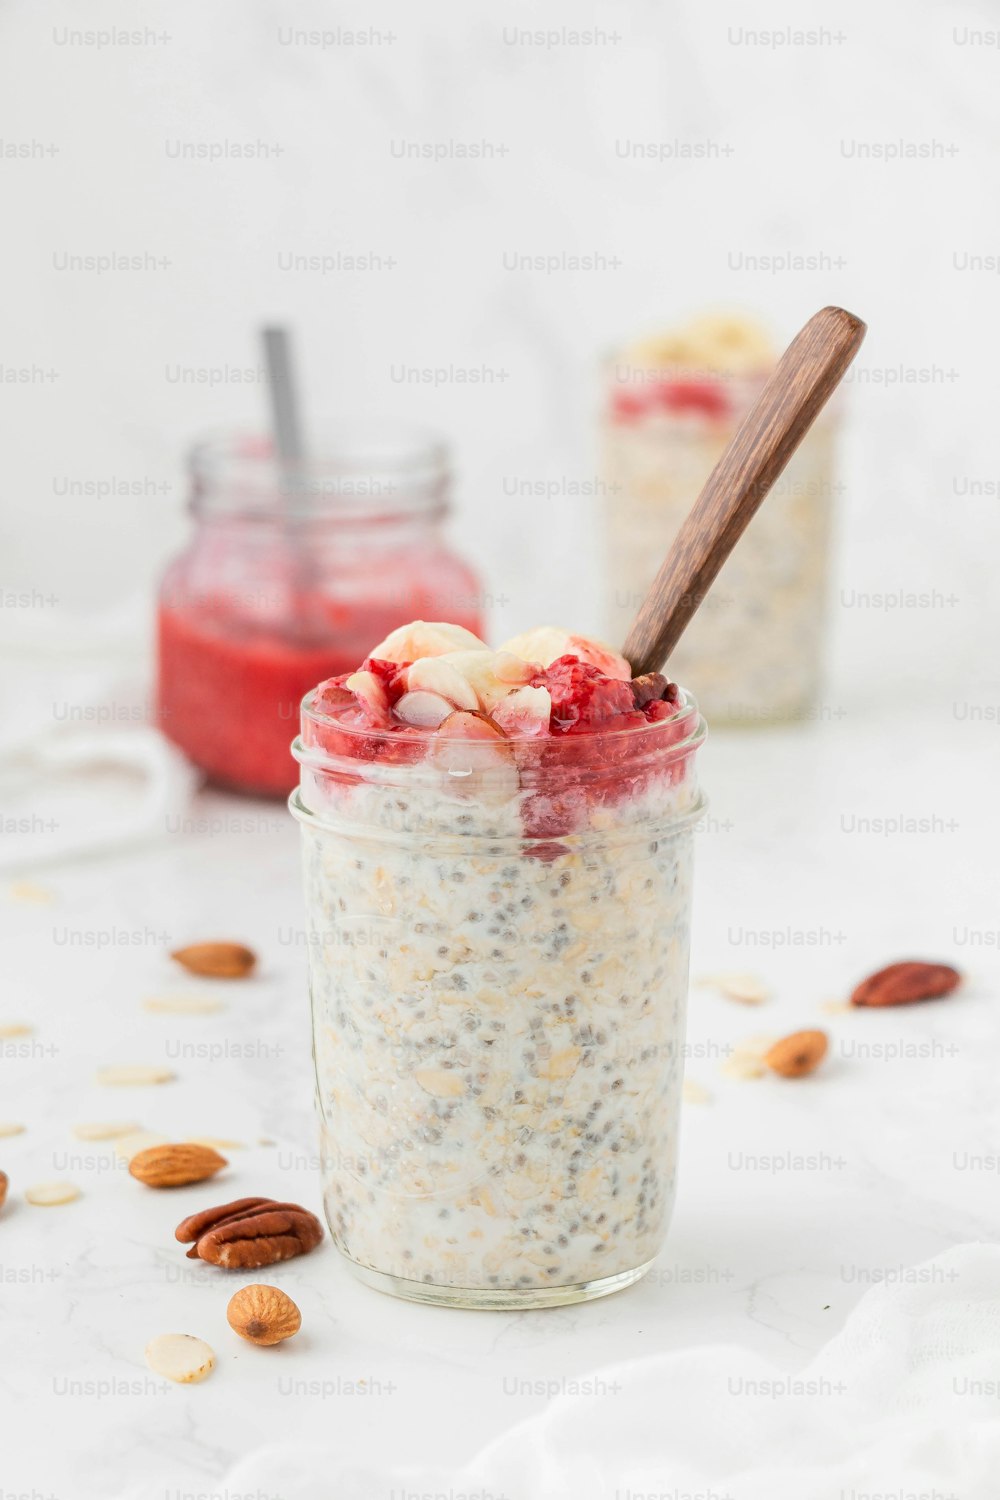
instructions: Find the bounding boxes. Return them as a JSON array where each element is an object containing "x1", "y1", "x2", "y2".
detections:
[
  {"x1": 188, "y1": 425, "x2": 450, "y2": 524},
  {"x1": 293, "y1": 685, "x2": 706, "y2": 783}
]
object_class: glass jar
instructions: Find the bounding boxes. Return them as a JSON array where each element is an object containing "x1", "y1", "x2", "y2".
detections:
[
  {"x1": 291, "y1": 687, "x2": 706, "y2": 1308},
  {"x1": 601, "y1": 356, "x2": 839, "y2": 724},
  {"x1": 156, "y1": 430, "x2": 485, "y2": 797}
]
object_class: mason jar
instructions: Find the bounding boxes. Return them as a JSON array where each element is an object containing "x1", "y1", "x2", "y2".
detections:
[
  {"x1": 291, "y1": 686, "x2": 706, "y2": 1308},
  {"x1": 602, "y1": 353, "x2": 839, "y2": 725},
  {"x1": 156, "y1": 430, "x2": 484, "y2": 797}
]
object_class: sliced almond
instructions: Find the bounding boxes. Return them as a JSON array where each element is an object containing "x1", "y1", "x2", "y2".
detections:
[
  {"x1": 394, "y1": 689, "x2": 456, "y2": 728},
  {"x1": 718, "y1": 974, "x2": 770, "y2": 1005},
  {"x1": 186, "y1": 1136, "x2": 246, "y2": 1151},
  {"x1": 97, "y1": 1064, "x2": 175, "y2": 1087},
  {"x1": 73, "y1": 1121, "x2": 142, "y2": 1142},
  {"x1": 682, "y1": 1078, "x2": 712, "y2": 1104},
  {"x1": 170, "y1": 942, "x2": 256, "y2": 980},
  {"x1": 25, "y1": 1181, "x2": 80, "y2": 1206},
  {"x1": 721, "y1": 1054, "x2": 767, "y2": 1081},
  {"x1": 819, "y1": 1000, "x2": 852, "y2": 1016},
  {"x1": 7, "y1": 880, "x2": 54, "y2": 904},
  {"x1": 0, "y1": 1022, "x2": 33, "y2": 1038},
  {"x1": 145, "y1": 1333, "x2": 215, "y2": 1384},
  {"x1": 0, "y1": 1122, "x2": 25, "y2": 1138},
  {"x1": 733, "y1": 1034, "x2": 779, "y2": 1060},
  {"x1": 143, "y1": 995, "x2": 226, "y2": 1016}
]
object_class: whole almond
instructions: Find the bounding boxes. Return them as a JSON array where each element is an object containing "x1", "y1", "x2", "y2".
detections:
[
  {"x1": 227, "y1": 1283, "x2": 301, "y2": 1345},
  {"x1": 0, "y1": 1171, "x2": 8, "y2": 1211},
  {"x1": 764, "y1": 1029, "x2": 829, "y2": 1078},
  {"x1": 851, "y1": 961, "x2": 961, "y2": 1008},
  {"x1": 171, "y1": 942, "x2": 256, "y2": 980},
  {"x1": 129, "y1": 1143, "x2": 228, "y2": 1189}
]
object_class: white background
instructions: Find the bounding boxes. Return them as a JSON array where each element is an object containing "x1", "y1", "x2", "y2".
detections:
[
  {"x1": 3, "y1": 3, "x2": 1000, "y2": 1497},
  {"x1": 2, "y1": 0, "x2": 1000, "y2": 695}
]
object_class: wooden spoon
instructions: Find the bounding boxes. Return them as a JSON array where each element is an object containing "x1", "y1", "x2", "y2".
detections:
[{"x1": 622, "y1": 305, "x2": 866, "y2": 678}]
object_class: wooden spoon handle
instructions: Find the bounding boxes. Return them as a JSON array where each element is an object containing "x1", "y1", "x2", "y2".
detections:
[{"x1": 622, "y1": 305, "x2": 866, "y2": 678}]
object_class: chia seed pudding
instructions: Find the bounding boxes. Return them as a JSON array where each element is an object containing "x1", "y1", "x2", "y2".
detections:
[
  {"x1": 291, "y1": 621, "x2": 706, "y2": 1307},
  {"x1": 603, "y1": 312, "x2": 839, "y2": 725}
]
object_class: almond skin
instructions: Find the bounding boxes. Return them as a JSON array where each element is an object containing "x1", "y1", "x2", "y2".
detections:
[
  {"x1": 129, "y1": 1143, "x2": 228, "y2": 1189},
  {"x1": 170, "y1": 943, "x2": 256, "y2": 980},
  {"x1": 764, "y1": 1029, "x2": 829, "y2": 1078},
  {"x1": 0, "y1": 1171, "x2": 7, "y2": 1212},
  {"x1": 851, "y1": 961, "x2": 961, "y2": 1008},
  {"x1": 227, "y1": 1283, "x2": 301, "y2": 1345}
]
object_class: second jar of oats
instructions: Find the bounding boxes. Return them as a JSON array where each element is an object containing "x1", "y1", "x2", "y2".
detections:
[{"x1": 601, "y1": 312, "x2": 840, "y2": 725}]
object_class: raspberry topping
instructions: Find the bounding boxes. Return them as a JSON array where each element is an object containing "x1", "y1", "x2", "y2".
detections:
[
  {"x1": 305, "y1": 627, "x2": 684, "y2": 767},
  {"x1": 535, "y1": 656, "x2": 637, "y2": 733},
  {"x1": 611, "y1": 376, "x2": 732, "y2": 423}
]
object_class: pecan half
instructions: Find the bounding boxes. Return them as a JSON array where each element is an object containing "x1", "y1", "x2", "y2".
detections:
[
  {"x1": 175, "y1": 1197, "x2": 323, "y2": 1268},
  {"x1": 851, "y1": 961, "x2": 961, "y2": 1008}
]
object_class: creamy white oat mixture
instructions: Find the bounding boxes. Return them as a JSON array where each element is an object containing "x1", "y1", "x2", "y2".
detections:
[
  {"x1": 293, "y1": 622, "x2": 704, "y2": 1299},
  {"x1": 603, "y1": 313, "x2": 838, "y2": 724}
]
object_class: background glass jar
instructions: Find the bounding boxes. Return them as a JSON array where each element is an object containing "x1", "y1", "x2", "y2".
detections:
[
  {"x1": 291, "y1": 691, "x2": 706, "y2": 1309},
  {"x1": 156, "y1": 430, "x2": 484, "y2": 796},
  {"x1": 601, "y1": 353, "x2": 840, "y2": 725}
]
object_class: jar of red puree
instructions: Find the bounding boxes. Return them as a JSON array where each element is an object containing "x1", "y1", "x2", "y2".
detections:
[{"x1": 156, "y1": 429, "x2": 484, "y2": 797}]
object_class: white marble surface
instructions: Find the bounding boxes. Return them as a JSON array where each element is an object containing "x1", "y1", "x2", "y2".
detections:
[{"x1": 2, "y1": 686, "x2": 995, "y2": 1497}]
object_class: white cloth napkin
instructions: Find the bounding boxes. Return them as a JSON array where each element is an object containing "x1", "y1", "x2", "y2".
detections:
[
  {"x1": 0, "y1": 596, "x2": 199, "y2": 871},
  {"x1": 126, "y1": 1243, "x2": 1000, "y2": 1499}
]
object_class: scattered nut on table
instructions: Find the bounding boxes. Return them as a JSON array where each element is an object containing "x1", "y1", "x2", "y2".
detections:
[
  {"x1": 25, "y1": 1181, "x2": 81, "y2": 1206},
  {"x1": 73, "y1": 1121, "x2": 142, "y2": 1141},
  {"x1": 143, "y1": 994, "x2": 227, "y2": 1015},
  {"x1": 764, "y1": 1030, "x2": 829, "y2": 1078},
  {"x1": 850, "y1": 960, "x2": 961, "y2": 1008},
  {"x1": 0, "y1": 1171, "x2": 8, "y2": 1211},
  {"x1": 170, "y1": 942, "x2": 256, "y2": 979},
  {"x1": 129, "y1": 1143, "x2": 228, "y2": 1189},
  {"x1": 227, "y1": 1284, "x2": 301, "y2": 1345},
  {"x1": 96, "y1": 1064, "x2": 175, "y2": 1087},
  {"x1": 176, "y1": 1197, "x2": 324, "y2": 1268},
  {"x1": 145, "y1": 1333, "x2": 216, "y2": 1384}
]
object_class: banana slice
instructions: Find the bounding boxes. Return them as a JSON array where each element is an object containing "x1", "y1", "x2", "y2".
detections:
[
  {"x1": 405, "y1": 656, "x2": 481, "y2": 710},
  {"x1": 492, "y1": 685, "x2": 552, "y2": 735},
  {"x1": 499, "y1": 628, "x2": 631, "y2": 681},
  {"x1": 421, "y1": 650, "x2": 535, "y2": 712},
  {"x1": 370, "y1": 620, "x2": 487, "y2": 663},
  {"x1": 626, "y1": 312, "x2": 774, "y2": 377},
  {"x1": 684, "y1": 312, "x2": 774, "y2": 374}
]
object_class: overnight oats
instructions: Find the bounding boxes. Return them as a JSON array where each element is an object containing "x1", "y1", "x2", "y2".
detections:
[
  {"x1": 291, "y1": 620, "x2": 705, "y2": 1307},
  {"x1": 603, "y1": 312, "x2": 839, "y2": 723}
]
